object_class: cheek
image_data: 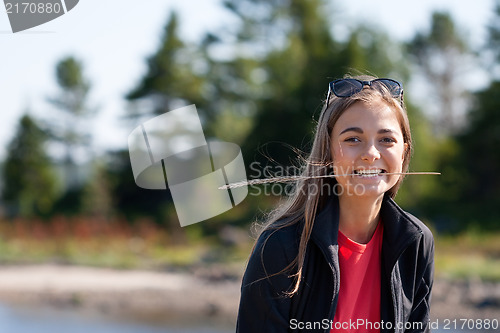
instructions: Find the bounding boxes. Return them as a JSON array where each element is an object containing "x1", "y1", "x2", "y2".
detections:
[
  {"x1": 331, "y1": 144, "x2": 355, "y2": 170},
  {"x1": 331, "y1": 140, "x2": 358, "y2": 162},
  {"x1": 331, "y1": 143, "x2": 348, "y2": 177},
  {"x1": 330, "y1": 141, "x2": 343, "y2": 163},
  {"x1": 386, "y1": 146, "x2": 405, "y2": 171}
]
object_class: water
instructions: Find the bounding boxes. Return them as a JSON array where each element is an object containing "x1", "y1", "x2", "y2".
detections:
[
  {"x1": 0, "y1": 304, "x2": 489, "y2": 333},
  {"x1": 0, "y1": 304, "x2": 233, "y2": 333}
]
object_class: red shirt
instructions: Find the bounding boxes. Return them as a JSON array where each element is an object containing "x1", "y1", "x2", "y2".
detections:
[{"x1": 331, "y1": 221, "x2": 383, "y2": 332}]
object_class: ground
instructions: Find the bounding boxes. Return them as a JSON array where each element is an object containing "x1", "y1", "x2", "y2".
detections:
[{"x1": 0, "y1": 264, "x2": 498, "y2": 329}]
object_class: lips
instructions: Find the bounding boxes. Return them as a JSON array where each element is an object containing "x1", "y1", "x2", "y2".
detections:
[{"x1": 353, "y1": 169, "x2": 386, "y2": 177}]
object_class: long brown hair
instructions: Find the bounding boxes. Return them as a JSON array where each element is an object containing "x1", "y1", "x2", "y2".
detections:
[{"x1": 254, "y1": 74, "x2": 412, "y2": 296}]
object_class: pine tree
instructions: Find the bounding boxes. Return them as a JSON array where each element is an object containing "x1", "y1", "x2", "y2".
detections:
[
  {"x1": 2, "y1": 115, "x2": 59, "y2": 217},
  {"x1": 126, "y1": 12, "x2": 207, "y2": 120},
  {"x1": 408, "y1": 12, "x2": 472, "y2": 134},
  {"x1": 48, "y1": 56, "x2": 94, "y2": 189}
]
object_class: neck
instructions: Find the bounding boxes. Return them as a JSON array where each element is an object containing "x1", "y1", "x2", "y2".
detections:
[{"x1": 338, "y1": 194, "x2": 384, "y2": 244}]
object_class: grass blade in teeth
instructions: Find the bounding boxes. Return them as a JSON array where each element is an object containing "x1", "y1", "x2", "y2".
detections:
[{"x1": 218, "y1": 172, "x2": 441, "y2": 190}]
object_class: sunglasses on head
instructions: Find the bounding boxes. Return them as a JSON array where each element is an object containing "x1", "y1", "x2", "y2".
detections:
[{"x1": 325, "y1": 78, "x2": 403, "y2": 108}]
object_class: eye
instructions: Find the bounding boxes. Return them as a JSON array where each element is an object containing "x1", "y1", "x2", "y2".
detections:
[
  {"x1": 381, "y1": 137, "x2": 397, "y2": 144},
  {"x1": 344, "y1": 137, "x2": 361, "y2": 143}
]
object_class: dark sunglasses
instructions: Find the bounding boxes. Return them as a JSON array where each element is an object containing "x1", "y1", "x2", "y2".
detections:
[{"x1": 325, "y1": 78, "x2": 403, "y2": 107}]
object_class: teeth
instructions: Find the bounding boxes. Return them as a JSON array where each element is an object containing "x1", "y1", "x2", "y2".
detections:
[{"x1": 355, "y1": 169, "x2": 382, "y2": 175}]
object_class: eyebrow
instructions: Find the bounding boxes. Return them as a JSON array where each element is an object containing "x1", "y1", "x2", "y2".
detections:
[
  {"x1": 340, "y1": 127, "x2": 363, "y2": 135},
  {"x1": 339, "y1": 127, "x2": 398, "y2": 135},
  {"x1": 377, "y1": 128, "x2": 398, "y2": 134}
]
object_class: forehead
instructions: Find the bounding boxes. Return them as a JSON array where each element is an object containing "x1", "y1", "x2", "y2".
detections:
[{"x1": 333, "y1": 100, "x2": 402, "y2": 134}]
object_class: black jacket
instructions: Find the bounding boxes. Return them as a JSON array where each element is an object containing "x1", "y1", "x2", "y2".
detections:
[{"x1": 236, "y1": 194, "x2": 434, "y2": 332}]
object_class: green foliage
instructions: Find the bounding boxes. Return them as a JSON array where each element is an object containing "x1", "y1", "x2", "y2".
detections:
[
  {"x1": 407, "y1": 11, "x2": 472, "y2": 134},
  {"x1": 118, "y1": 0, "x2": 478, "y2": 233},
  {"x1": 428, "y1": 12, "x2": 467, "y2": 51},
  {"x1": 80, "y1": 161, "x2": 115, "y2": 218},
  {"x1": 223, "y1": 0, "x2": 410, "y2": 171},
  {"x1": 338, "y1": 26, "x2": 410, "y2": 81},
  {"x1": 50, "y1": 56, "x2": 91, "y2": 118},
  {"x1": 56, "y1": 57, "x2": 89, "y2": 91},
  {"x1": 435, "y1": 230, "x2": 500, "y2": 281},
  {"x1": 2, "y1": 0, "x2": 495, "y2": 235},
  {"x1": 126, "y1": 12, "x2": 207, "y2": 119},
  {"x1": 1, "y1": 115, "x2": 59, "y2": 217},
  {"x1": 487, "y1": 2, "x2": 500, "y2": 64},
  {"x1": 48, "y1": 56, "x2": 94, "y2": 193},
  {"x1": 0, "y1": 217, "x2": 222, "y2": 269},
  {"x1": 451, "y1": 81, "x2": 500, "y2": 228},
  {"x1": 395, "y1": 102, "x2": 442, "y2": 210},
  {"x1": 417, "y1": 7, "x2": 500, "y2": 231},
  {"x1": 412, "y1": 85, "x2": 500, "y2": 232},
  {"x1": 408, "y1": 12, "x2": 467, "y2": 67},
  {"x1": 104, "y1": 149, "x2": 174, "y2": 225},
  {"x1": 231, "y1": 0, "x2": 339, "y2": 166}
]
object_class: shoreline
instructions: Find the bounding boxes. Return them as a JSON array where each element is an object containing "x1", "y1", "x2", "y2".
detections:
[
  {"x1": 0, "y1": 264, "x2": 498, "y2": 327},
  {"x1": 0, "y1": 264, "x2": 240, "y2": 328}
]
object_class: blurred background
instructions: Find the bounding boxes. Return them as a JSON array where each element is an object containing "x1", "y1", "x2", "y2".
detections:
[{"x1": 0, "y1": 0, "x2": 499, "y2": 332}]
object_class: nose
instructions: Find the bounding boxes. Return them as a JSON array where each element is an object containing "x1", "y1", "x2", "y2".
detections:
[{"x1": 361, "y1": 143, "x2": 381, "y2": 163}]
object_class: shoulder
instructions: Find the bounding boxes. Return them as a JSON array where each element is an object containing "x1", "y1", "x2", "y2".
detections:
[
  {"x1": 405, "y1": 210, "x2": 435, "y2": 264},
  {"x1": 386, "y1": 197, "x2": 433, "y2": 237},
  {"x1": 384, "y1": 196, "x2": 435, "y2": 254},
  {"x1": 404, "y1": 210, "x2": 434, "y2": 243},
  {"x1": 241, "y1": 221, "x2": 301, "y2": 290},
  {"x1": 253, "y1": 221, "x2": 301, "y2": 266}
]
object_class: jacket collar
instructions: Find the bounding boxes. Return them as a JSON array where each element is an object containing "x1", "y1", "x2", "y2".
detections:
[
  {"x1": 310, "y1": 194, "x2": 340, "y2": 253},
  {"x1": 310, "y1": 194, "x2": 423, "y2": 268},
  {"x1": 380, "y1": 195, "x2": 423, "y2": 269}
]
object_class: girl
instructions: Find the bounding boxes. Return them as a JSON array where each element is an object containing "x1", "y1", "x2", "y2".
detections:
[{"x1": 236, "y1": 75, "x2": 434, "y2": 333}]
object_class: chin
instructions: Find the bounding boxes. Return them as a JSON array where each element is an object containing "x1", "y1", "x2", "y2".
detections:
[
  {"x1": 343, "y1": 182, "x2": 390, "y2": 198},
  {"x1": 356, "y1": 189, "x2": 386, "y2": 198}
]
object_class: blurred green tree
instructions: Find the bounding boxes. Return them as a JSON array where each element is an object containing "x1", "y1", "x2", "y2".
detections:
[
  {"x1": 223, "y1": 0, "x2": 340, "y2": 168},
  {"x1": 225, "y1": 0, "x2": 409, "y2": 171},
  {"x1": 121, "y1": 12, "x2": 207, "y2": 226},
  {"x1": 1, "y1": 114, "x2": 59, "y2": 218},
  {"x1": 453, "y1": 81, "x2": 500, "y2": 229},
  {"x1": 394, "y1": 100, "x2": 446, "y2": 212},
  {"x1": 105, "y1": 149, "x2": 175, "y2": 227},
  {"x1": 116, "y1": 1, "x2": 444, "y2": 231},
  {"x1": 438, "y1": 4, "x2": 500, "y2": 230},
  {"x1": 487, "y1": 2, "x2": 500, "y2": 68},
  {"x1": 412, "y1": 5, "x2": 500, "y2": 231},
  {"x1": 408, "y1": 11, "x2": 472, "y2": 134},
  {"x1": 48, "y1": 56, "x2": 94, "y2": 189},
  {"x1": 338, "y1": 25, "x2": 410, "y2": 80},
  {"x1": 125, "y1": 11, "x2": 253, "y2": 142},
  {"x1": 126, "y1": 11, "x2": 208, "y2": 121},
  {"x1": 80, "y1": 160, "x2": 115, "y2": 218}
]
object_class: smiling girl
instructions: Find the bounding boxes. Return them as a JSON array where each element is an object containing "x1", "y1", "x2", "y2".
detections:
[{"x1": 236, "y1": 75, "x2": 434, "y2": 332}]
